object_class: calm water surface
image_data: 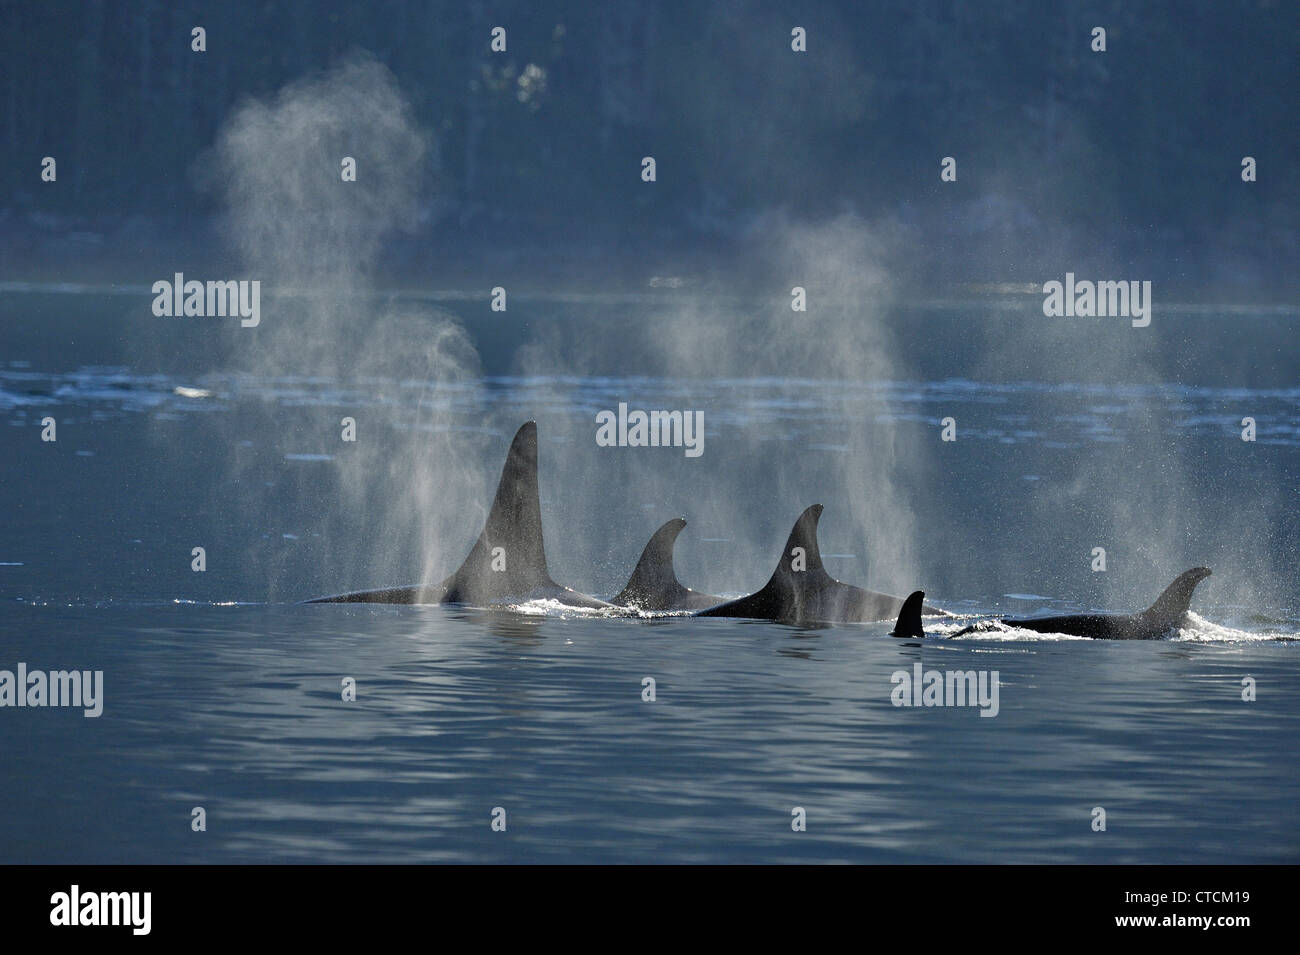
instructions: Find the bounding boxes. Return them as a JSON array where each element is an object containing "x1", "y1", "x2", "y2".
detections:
[{"x1": 2, "y1": 290, "x2": 1298, "y2": 863}]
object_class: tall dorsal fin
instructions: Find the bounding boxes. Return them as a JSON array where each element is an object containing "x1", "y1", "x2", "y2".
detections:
[
  {"x1": 443, "y1": 421, "x2": 554, "y2": 600},
  {"x1": 769, "y1": 503, "x2": 828, "y2": 583},
  {"x1": 614, "y1": 518, "x2": 687, "y2": 605},
  {"x1": 1142, "y1": 567, "x2": 1211, "y2": 627},
  {"x1": 890, "y1": 590, "x2": 926, "y2": 638}
]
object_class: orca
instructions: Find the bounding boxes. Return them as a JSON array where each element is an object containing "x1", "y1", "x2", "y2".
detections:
[
  {"x1": 307, "y1": 422, "x2": 614, "y2": 610},
  {"x1": 889, "y1": 590, "x2": 928, "y2": 638},
  {"x1": 953, "y1": 568, "x2": 1211, "y2": 639},
  {"x1": 695, "y1": 504, "x2": 940, "y2": 624},
  {"x1": 612, "y1": 518, "x2": 725, "y2": 611}
]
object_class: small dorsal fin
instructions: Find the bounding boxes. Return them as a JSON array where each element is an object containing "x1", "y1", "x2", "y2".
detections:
[
  {"x1": 442, "y1": 421, "x2": 554, "y2": 600},
  {"x1": 890, "y1": 590, "x2": 926, "y2": 638},
  {"x1": 613, "y1": 519, "x2": 725, "y2": 611},
  {"x1": 1142, "y1": 567, "x2": 1211, "y2": 628},
  {"x1": 614, "y1": 518, "x2": 687, "y2": 605}
]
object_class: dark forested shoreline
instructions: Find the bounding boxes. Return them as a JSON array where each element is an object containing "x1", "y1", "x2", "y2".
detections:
[{"x1": 3, "y1": 1, "x2": 1295, "y2": 298}]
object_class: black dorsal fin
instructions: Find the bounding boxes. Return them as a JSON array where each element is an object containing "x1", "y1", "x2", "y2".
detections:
[
  {"x1": 1142, "y1": 567, "x2": 1211, "y2": 628},
  {"x1": 695, "y1": 505, "x2": 924, "y2": 623},
  {"x1": 890, "y1": 590, "x2": 926, "y2": 638},
  {"x1": 727, "y1": 504, "x2": 830, "y2": 617},
  {"x1": 613, "y1": 519, "x2": 725, "y2": 611},
  {"x1": 443, "y1": 422, "x2": 554, "y2": 600},
  {"x1": 769, "y1": 503, "x2": 828, "y2": 583},
  {"x1": 614, "y1": 518, "x2": 688, "y2": 606}
]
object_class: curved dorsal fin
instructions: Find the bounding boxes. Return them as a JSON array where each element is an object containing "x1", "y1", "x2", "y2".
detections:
[
  {"x1": 890, "y1": 590, "x2": 926, "y2": 638},
  {"x1": 1142, "y1": 567, "x2": 1211, "y2": 627},
  {"x1": 444, "y1": 421, "x2": 554, "y2": 599},
  {"x1": 614, "y1": 518, "x2": 687, "y2": 605},
  {"x1": 695, "y1": 505, "x2": 925, "y2": 623},
  {"x1": 730, "y1": 504, "x2": 831, "y2": 617},
  {"x1": 768, "y1": 503, "x2": 828, "y2": 584}
]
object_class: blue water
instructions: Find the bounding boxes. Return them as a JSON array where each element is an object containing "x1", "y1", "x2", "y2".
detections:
[
  {"x1": 2, "y1": 603, "x2": 1296, "y2": 863},
  {"x1": 2, "y1": 290, "x2": 1299, "y2": 863}
]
